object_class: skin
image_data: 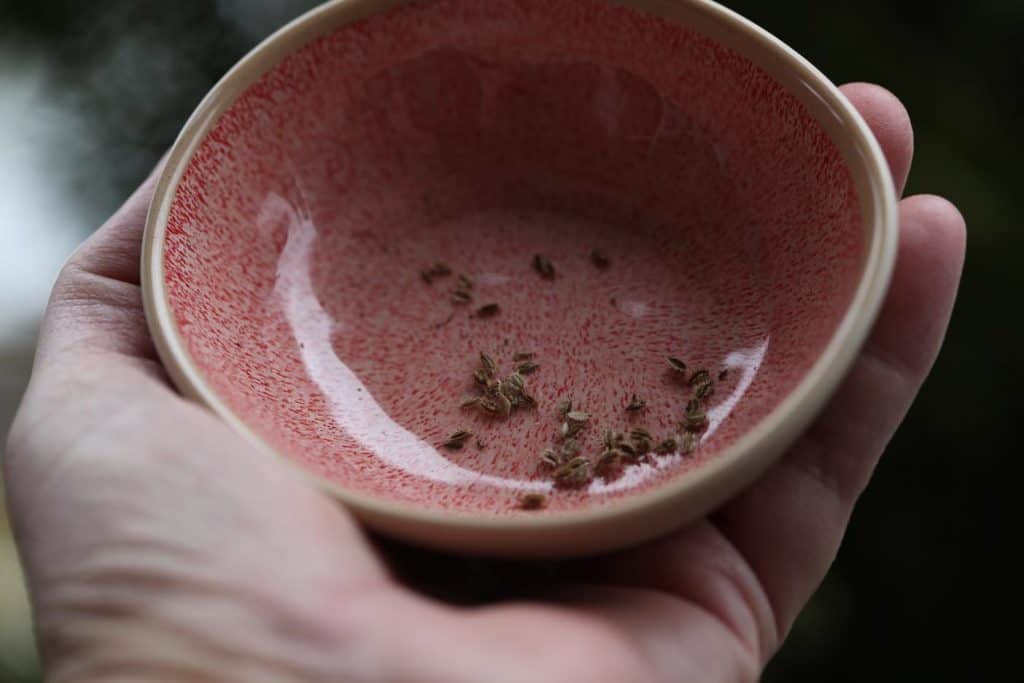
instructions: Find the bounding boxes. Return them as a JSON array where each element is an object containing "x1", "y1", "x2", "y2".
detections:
[{"x1": 4, "y1": 83, "x2": 965, "y2": 682}]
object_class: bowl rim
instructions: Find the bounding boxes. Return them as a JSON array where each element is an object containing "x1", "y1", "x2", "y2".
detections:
[{"x1": 142, "y1": 0, "x2": 898, "y2": 552}]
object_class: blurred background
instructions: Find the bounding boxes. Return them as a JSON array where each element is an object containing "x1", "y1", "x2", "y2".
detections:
[{"x1": 0, "y1": 0, "x2": 1018, "y2": 680}]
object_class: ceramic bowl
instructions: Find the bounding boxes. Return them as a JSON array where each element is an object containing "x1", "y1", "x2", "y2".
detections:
[{"x1": 143, "y1": 0, "x2": 897, "y2": 557}]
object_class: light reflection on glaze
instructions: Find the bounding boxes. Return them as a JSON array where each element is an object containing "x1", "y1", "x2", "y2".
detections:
[
  {"x1": 265, "y1": 193, "x2": 540, "y2": 490},
  {"x1": 264, "y1": 192, "x2": 767, "y2": 498}
]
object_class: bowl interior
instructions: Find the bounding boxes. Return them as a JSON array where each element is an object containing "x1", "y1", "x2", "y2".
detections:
[{"x1": 159, "y1": 0, "x2": 866, "y2": 516}]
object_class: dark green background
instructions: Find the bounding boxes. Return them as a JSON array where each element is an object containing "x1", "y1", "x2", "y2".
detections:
[{"x1": 1, "y1": 0, "x2": 1018, "y2": 680}]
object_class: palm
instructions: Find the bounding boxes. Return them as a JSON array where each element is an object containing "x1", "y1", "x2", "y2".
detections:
[{"x1": 6, "y1": 84, "x2": 964, "y2": 682}]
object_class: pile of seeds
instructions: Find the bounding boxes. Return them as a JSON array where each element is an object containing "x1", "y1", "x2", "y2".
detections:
[
  {"x1": 421, "y1": 253, "x2": 723, "y2": 512},
  {"x1": 455, "y1": 352, "x2": 539, "y2": 421}
]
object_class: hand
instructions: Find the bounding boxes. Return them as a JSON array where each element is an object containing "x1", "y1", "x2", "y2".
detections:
[{"x1": 5, "y1": 84, "x2": 964, "y2": 682}]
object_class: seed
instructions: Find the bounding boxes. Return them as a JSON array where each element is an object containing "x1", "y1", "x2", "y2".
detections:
[
  {"x1": 633, "y1": 437, "x2": 652, "y2": 455},
  {"x1": 520, "y1": 493, "x2": 548, "y2": 510},
  {"x1": 617, "y1": 442, "x2": 638, "y2": 459},
  {"x1": 504, "y1": 372, "x2": 525, "y2": 392},
  {"x1": 557, "y1": 398, "x2": 573, "y2": 418},
  {"x1": 493, "y1": 391, "x2": 513, "y2": 417},
  {"x1": 683, "y1": 399, "x2": 707, "y2": 431},
  {"x1": 457, "y1": 273, "x2": 474, "y2": 290},
  {"x1": 561, "y1": 421, "x2": 585, "y2": 439},
  {"x1": 441, "y1": 430, "x2": 472, "y2": 449},
  {"x1": 718, "y1": 368, "x2": 729, "y2": 381},
  {"x1": 473, "y1": 368, "x2": 490, "y2": 387},
  {"x1": 513, "y1": 351, "x2": 535, "y2": 362},
  {"x1": 474, "y1": 303, "x2": 500, "y2": 318},
  {"x1": 694, "y1": 381, "x2": 714, "y2": 400},
  {"x1": 689, "y1": 369, "x2": 711, "y2": 387},
  {"x1": 518, "y1": 389, "x2": 538, "y2": 408},
  {"x1": 540, "y1": 449, "x2": 561, "y2": 468},
  {"x1": 476, "y1": 438, "x2": 486, "y2": 450},
  {"x1": 460, "y1": 396, "x2": 480, "y2": 408},
  {"x1": 655, "y1": 437, "x2": 678, "y2": 455},
  {"x1": 516, "y1": 361, "x2": 540, "y2": 375},
  {"x1": 603, "y1": 430, "x2": 625, "y2": 450},
  {"x1": 554, "y1": 457, "x2": 591, "y2": 487},
  {"x1": 420, "y1": 262, "x2": 452, "y2": 283},
  {"x1": 532, "y1": 254, "x2": 556, "y2": 280},
  {"x1": 680, "y1": 432, "x2": 700, "y2": 454},
  {"x1": 667, "y1": 357, "x2": 687, "y2": 373},
  {"x1": 626, "y1": 394, "x2": 646, "y2": 412},
  {"x1": 566, "y1": 411, "x2": 590, "y2": 424},
  {"x1": 561, "y1": 439, "x2": 581, "y2": 458},
  {"x1": 630, "y1": 427, "x2": 652, "y2": 441},
  {"x1": 591, "y1": 248, "x2": 610, "y2": 269},
  {"x1": 452, "y1": 289, "x2": 472, "y2": 305},
  {"x1": 479, "y1": 352, "x2": 497, "y2": 376}
]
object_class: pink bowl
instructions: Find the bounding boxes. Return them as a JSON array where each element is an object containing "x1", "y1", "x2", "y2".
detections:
[{"x1": 143, "y1": 0, "x2": 897, "y2": 556}]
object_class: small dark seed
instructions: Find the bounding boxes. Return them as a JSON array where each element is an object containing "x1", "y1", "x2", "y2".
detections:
[
  {"x1": 689, "y1": 370, "x2": 711, "y2": 387},
  {"x1": 520, "y1": 493, "x2": 548, "y2": 510},
  {"x1": 626, "y1": 394, "x2": 646, "y2": 412},
  {"x1": 532, "y1": 254, "x2": 556, "y2": 280},
  {"x1": 667, "y1": 357, "x2": 687, "y2": 373},
  {"x1": 517, "y1": 361, "x2": 540, "y2": 375},
  {"x1": 441, "y1": 430, "x2": 473, "y2": 449},
  {"x1": 474, "y1": 303, "x2": 500, "y2": 318}
]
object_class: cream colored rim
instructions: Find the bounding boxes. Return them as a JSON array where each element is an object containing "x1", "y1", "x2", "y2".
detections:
[{"x1": 142, "y1": 0, "x2": 898, "y2": 550}]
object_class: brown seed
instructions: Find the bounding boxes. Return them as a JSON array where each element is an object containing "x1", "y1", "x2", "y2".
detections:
[
  {"x1": 452, "y1": 289, "x2": 472, "y2": 305},
  {"x1": 554, "y1": 457, "x2": 591, "y2": 487},
  {"x1": 557, "y1": 398, "x2": 573, "y2": 418},
  {"x1": 474, "y1": 303, "x2": 500, "y2": 318},
  {"x1": 655, "y1": 437, "x2": 678, "y2": 455},
  {"x1": 603, "y1": 430, "x2": 625, "y2": 450},
  {"x1": 475, "y1": 438, "x2": 486, "y2": 450},
  {"x1": 630, "y1": 427, "x2": 653, "y2": 441},
  {"x1": 421, "y1": 262, "x2": 452, "y2": 283},
  {"x1": 441, "y1": 430, "x2": 473, "y2": 449},
  {"x1": 626, "y1": 394, "x2": 646, "y2": 412},
  {"x1": 694, "y1": 381, "x2": 714, "y2": 400},
  {"x1": 689, "y1": 369, "x2": 711, "y2": 387},
  {"x1": 479, "y1": 352, "x2": 497, "y2": 376},
  {"x1": 540, "y1": 449, "x2": 561, "y2": 468},
  {"x1": 617, "y1": 442, "x2": 638, "y2": 459},
  {"x1": 516, "y1": 361, "x2": 540, "y2": 375},
  {"x1": 683, "y1": 399, "x2": 707, "y2": 431},
  {"x1": 513, "y1": 352, "x2": 535, "y2": 362},
  {"x1": 566, "y1": 411, "x2": 590, "y2": 424},
  {"x1": 460, "y1": 396, "x2": 480, "y2": 408},
  {"x1": 520, "y1": 493, "x2": 548, "y2": 510},
  {"x1": 561, "y1": 438, "x2": 581, "y2": 459},
  {"x1": 532, "y1": 254, "x2": 556, "y2": 280},
  {"x1": 457, "y1": 273, "x2": 474, "y2": 290},
  {"x1": 667, "y1": 357, "x2": 687, "y2": 373},
  {"x1": 493, "y1": 391, "x2": 513, "y2": 417},
  {"x1": 590, "y1": 248, "x2": 610, "y2": 269},
  {"x1": 561, "y1": 421, "x2": 585, "y2": 439},
  {"x1": 718, "y1": 368, "x2": 729, "y2": 381}
]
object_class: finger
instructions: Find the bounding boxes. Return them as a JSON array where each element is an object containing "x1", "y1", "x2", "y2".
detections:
[
  {"x1": 712, "y1": 194, "x2": 966, "y2": 639},
  {"x1": 36, "y1": 160, "x2": 164, "y2": 363},
  {"x1": 840, "y1": 82, "x2": 914, "y2": 194}
]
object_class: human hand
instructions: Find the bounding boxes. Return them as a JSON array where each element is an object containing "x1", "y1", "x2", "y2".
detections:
[{"x1": 4, "y1": 83, "x2": 964, "y2": 682}]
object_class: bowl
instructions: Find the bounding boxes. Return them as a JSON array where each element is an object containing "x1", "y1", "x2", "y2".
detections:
[{"x1": 142, "y1": 0, "x2": 897, "y2": 557}]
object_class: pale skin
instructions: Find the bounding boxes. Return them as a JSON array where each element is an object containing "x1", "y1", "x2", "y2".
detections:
[{"x1": 5, "y1": 84, "x2": 965, "y2": 682}]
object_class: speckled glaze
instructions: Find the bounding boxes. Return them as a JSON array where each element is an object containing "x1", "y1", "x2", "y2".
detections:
[{"x1": 144, "y1": 0, "x2": 897, "y2": 556}]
